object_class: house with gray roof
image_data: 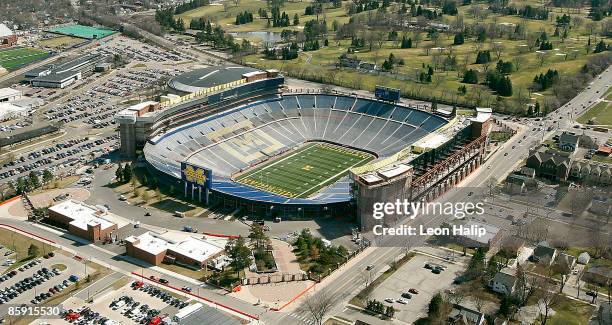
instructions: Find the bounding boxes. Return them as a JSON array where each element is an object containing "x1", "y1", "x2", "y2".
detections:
[
  {"x1": 448, "y1": 304, "x2": 485, "y2": 325},
  {"x1": 558, "y1": 131, "x2": 580, "y2": 152},
  {"x1": 489, "y1": 267, "x2": 517, "y2": 295},
  {"x1": 531, "y1": 241, "x2": 558, "y2": 266},
  {"x1": 526, "y1": 149, "x2": 571, "y2": 181}
]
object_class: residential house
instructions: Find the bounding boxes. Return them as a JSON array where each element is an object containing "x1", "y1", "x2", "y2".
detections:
[
  {"x1": 448, "y1": 304, "x2": 485, "y2": 325},
  {"x1": 554, "y1": 253, "x2": 576, "y2": 274},
  {"x1": 596, "y1": 146, "x2": 612, "y2": 157},
  {"x1": 570, "y1": 160, "x2": 612, "y2": 186},
  {"x1": 489, "y1": 267, "x2": 518, "y2": 295},
  {"x1": 526, "y1": 149, "x2": 571, "y2": 181},
  {"x1": 531, "y1": 241, "x2": 558, "y2": 266},
  {"x1": 558, "y1": 131, "x2": 579, "y2": 152},
  {"x1": 504, "y1": 174, "x2": 537, "y2": 194},
  {"x1": 584, "y1": 265, "x2": 612, "y2": 286}
]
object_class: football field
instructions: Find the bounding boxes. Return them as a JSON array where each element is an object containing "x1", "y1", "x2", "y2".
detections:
[
  {"x1": 0, "y1": 47, "x2": 50, "y2": 71},
  {"x1": 235, "y1": 142, "x2": 374, "y2": 198}
]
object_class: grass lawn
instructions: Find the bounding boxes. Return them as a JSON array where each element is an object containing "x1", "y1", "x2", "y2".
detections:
[
  {"x1": 0, "y1": 228, "x2": 53, "y2": 273},
  {"x1": 577, "y1": 101, "x2": 612, "y2": 126},
  {"x1": 535, "y1": 295, "x2": 595, "y2": 325},
  {"x1": 177, "y1": 0, "x2": 350, "y2": 35},
  {"x1": 158, "y1": 262, "x2": 207, "y2": 281},
  {"x1": 39, "y1": 36, "x2": 86, "y2": 49},
  {"x1": 0, "y1": 47, "x2": 50, "y2": 71},
  {"x1": 236, "y1": 142, "x2": 374, "y2": 198}
]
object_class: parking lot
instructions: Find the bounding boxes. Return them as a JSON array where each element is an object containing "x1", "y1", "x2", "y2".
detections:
[
  {"x1": 44, "y1": 281, "x2": 188, "y2": 325},
  {"x1": 369, "y1": 254, "x2": 465, "y2": 323},
  {"x1": 0, "y1": 134, "x2": 118, "y2": 183},
  {"x1": 0, "y1": 252, "x2": 94, "y2": 318}
]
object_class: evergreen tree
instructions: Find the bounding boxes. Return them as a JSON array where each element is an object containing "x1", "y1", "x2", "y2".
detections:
[
  {"x1": 453, "y1": 33, "x2": 464, "y2": 45},
  {"x1": 115, "y1": 164, "x2": 124, "y2": 182}
]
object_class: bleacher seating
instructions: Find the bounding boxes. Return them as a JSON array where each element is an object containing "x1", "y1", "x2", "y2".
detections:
[{"x1": 144, "y1": 94, "x2": 447, "y2": 202}]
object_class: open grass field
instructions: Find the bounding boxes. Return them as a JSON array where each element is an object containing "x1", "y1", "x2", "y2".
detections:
[
  {"x1": 0, "y1": 47, "x2": 50, "y2": 71},
  {"x1": 172, "y1": 0, "x2": 611, "y2": 114},
  {"x1": 235, "y1": 142, "x2": 374, "y2": 198},
  {"x1": 39, "y1": 36, "x2": 86, "y2": 49},
  {"x1": 576, "y1": 100, "x2": 612, "y2": 126}
]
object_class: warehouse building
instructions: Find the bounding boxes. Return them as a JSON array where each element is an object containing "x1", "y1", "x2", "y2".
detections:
[
  {"x1": 125, "y1": 231, "x2": 224, "y2": 269},
  {"x1": 48, "y1": 199, "x2": 118, "y2": 242},
  {"x1": 24, "y1": 53, "x2": 107, "y2": 88},
  {"x1": 0, "y1": 88, "x2": 22, "y2": 102}
]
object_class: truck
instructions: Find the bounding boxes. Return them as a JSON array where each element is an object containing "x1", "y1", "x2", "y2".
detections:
[{"x1": 174, "y1": 211, "x2": 185, "y2": 218}]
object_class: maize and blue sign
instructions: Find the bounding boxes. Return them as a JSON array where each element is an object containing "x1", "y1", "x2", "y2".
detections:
[
  {"x1": 181, "y1": 162, "x2": 212, "y2": 189},
  {"x1": 375, "y1": 86, "x2": 401, "y2": 102}
]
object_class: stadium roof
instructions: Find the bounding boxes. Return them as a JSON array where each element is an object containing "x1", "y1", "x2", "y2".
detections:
[
  {"x1": 0, "y1": 24, "x2": 13, "y2": 38},
  {"x1": 168, "y1": 66, "x2": 260, "y2": 93}
]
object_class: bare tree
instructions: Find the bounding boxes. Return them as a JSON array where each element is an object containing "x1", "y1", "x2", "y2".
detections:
[
  {"x1": 535, "y1": 277, "x2": 559, "y2": 325},
  {"x1": 301, "y1": 289, "x2": 335, "y2": 325}
]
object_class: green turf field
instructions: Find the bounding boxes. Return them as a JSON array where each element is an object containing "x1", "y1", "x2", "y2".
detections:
[
  {"x1": 0, "y1": 47, "x2": 50, "y2": 71},
  {"x1": 46, "y1": 25, "x2": 115, "y2": 40},
  {"x1": 235, "y1": 142, "x2": 374, "y2": 198}
]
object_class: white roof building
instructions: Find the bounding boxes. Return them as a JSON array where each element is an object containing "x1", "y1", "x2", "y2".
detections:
[
  {"x1": 125, "y1": 231, "x2": 224, "y2": 266},
  {"x1": 49, "y1": 199, "x2": 116, "y2": 232},
  {"x1": 0, "y1": 24, "x2": 13, "y2": 38},
  {"x1": 0, "y1": 88, "x2": 22, "y2": 102}
]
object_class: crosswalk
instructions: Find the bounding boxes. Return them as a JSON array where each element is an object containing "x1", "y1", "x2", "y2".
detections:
[{"x1": 287, "y1": 312, "x2": 315, "y2": 325}]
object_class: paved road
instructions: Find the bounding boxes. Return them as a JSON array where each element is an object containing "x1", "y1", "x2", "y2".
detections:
[{"x1": 274, "y1": 66, "x2": 612, "y2": 324}]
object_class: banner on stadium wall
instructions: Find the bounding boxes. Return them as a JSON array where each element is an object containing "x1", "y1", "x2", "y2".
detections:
[
  {"x1": 181, "y1": 162, "x2": 213, "y2": 189},
  {"x1": 374, "y1": 86, "x2": 401, "y2": 102}
]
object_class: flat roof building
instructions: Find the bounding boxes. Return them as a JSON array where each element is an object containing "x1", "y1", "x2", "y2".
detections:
[
  {"x1": 0, "y1": 88, "x2": 22, "y2": 102},
  {"x1": 125, "y1": 231, "x2": 224, "y2": 269},
  {"x1": 48, "y1": 199, "x2": 118, "y2": 242},
  {"x1": 25, "y1": 53, "x2": 107, "y2": 88}
]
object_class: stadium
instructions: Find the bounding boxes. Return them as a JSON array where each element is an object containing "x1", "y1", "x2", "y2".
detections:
[{"x1": 116, "y1": 66, "x2": 491, "y2": 229}]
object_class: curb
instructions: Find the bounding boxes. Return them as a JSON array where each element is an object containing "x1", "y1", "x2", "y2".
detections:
[
  {"x1": 0, "y1": 223, "x2": 56, "y2": 244},
  {"x1": 0, "y1": 196, "x2": 21, "y2": 207},
  {"x1": 131, "y1": 272, "x2": 259, "y2": 320},
  {"x1": 202, "y1": 232, "x2": 240, "y2": 239},
  {"x1": 270, "y1": 281, "x2": 317, "y2": 311}
]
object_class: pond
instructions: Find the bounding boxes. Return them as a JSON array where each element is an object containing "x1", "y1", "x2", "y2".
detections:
[{"x1": 229, "y1": 31, "x2": 283, "y2": 44}]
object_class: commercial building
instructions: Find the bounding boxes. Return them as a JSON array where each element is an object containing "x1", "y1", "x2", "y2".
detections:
[
  {"x1": 24, "y1": 53, "x2": 107, "y2": 88},
  {"x1": 0, "y1": 24, "x2": 17, "y2": 48},
  {"x1": 125, "y1": 231, "x2": 224, "y2": 269},
  {"x1": 0, "y1": 88, "x2": 22, "y2": 102},
  {"x1": 48, "y1": 199, "x2": 118, "y2": 242}
]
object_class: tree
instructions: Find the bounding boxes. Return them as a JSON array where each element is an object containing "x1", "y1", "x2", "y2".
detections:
[
  {"x1": 225, "y1": 237, "x2": 251, "y2": 277},
  {"x1": 453, "y1": 33, "x2": 464, "y2": 45},
  {"x1": 28, "y1": 171, "x2": 40, "y2": 189},
  {"x1": 301, "y1": 289, "x2": 334, "y2": 325},
  {"x1": 123, "y1": 163, "x2": 132, "y2": 184},
  {"x1": 293, "y1": 13, "x2": 299, "y2": 26},
  {"x1": 42, "y1": 169, "x2": 53, "y2": 185},
  {"x1": 462, "y1": 69, "x2": 479, "y2": 84},
  {"x1": 535, "y1": 277, "x2": 559, "y2": 325},
  {"x1": 28, "y1": 244, "x2": 39, "y2": 257}
]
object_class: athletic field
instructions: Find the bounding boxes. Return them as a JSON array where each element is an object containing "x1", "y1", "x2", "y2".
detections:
[
  {"x1": 46, "y1": 25, "x2": 115, "y2": 40},
  {"x1": 235, "y1": 142, "x2": 374, "y2": 198},
  {"x1": 0, "y1": 47, "x2": 50, "y2": 71}
]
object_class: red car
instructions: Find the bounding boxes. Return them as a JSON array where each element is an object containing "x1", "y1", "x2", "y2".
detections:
[{"x1": 408, "y1": 288, "x2": 419, "y2": 294}]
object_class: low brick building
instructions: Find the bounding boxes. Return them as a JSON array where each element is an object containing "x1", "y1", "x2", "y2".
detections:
[
  {"x1": 0, "y1": 24, "x2": 16, "y2": 49},
  {"x1": 125, "y1": 231, "x2": 224, "y2": 269},
  {"x1": 48, "y1": 199, "x2": 117, "y2": 242}
]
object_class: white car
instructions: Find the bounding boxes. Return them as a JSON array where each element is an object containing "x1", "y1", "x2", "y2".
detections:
[
  {"x1": 396, "y1": 298, "x2": 408, "y2": 304},
  {"x1": 384, "y1": 298, "x2": 394, "y2": 303}
]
